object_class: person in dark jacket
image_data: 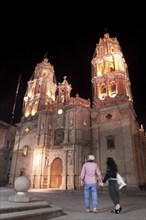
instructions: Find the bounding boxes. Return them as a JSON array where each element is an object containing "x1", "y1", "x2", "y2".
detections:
[{"x1": 103, "y1": 157, "x2": 122, "y2": 214}]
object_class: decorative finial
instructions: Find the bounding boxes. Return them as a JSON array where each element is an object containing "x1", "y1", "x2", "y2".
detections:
[
  {"x1": 44, "y1": 51, "x2": 48, "y2": 58},
  {"x1": 64, "y1": 76, "x2": 67, "y2": 80},
  {"x1": 104, "y1": 27, "x2": 108, "y2": 33}
]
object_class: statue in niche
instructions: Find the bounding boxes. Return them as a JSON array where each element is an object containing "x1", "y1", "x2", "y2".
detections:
[
  {"x1": 83, "y1": 119, "x2": 86, "y2": 126},
  {"x1": 70, "y1": 118, "x2": 73, "y2": 126},
  {"x1": 45, "y1": 156, "x2": 49, "y2": 166},
  {"x1": 69, "y1": 112, "x2": 74, "y2": 127},
  {"x1": 67, "y1": 150, "x2": 72, "y2": 166}
]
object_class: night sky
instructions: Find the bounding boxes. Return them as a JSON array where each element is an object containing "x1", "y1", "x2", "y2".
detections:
[{"x1": 0, "y1": 24, "x2": 145, "y2": 129}]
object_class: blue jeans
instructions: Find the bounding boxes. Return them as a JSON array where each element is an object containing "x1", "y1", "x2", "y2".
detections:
[{"x1": 84, "y1": 183, "x2": 98, "y2": 209}]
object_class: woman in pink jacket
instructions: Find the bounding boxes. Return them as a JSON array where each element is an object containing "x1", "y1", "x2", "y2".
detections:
[{"x1": 80, "y1": 155, "x2": 103, "y2": 213}]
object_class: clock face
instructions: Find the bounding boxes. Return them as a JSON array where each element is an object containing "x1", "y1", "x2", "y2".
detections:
[{"x1": 58, "y1": 109, "x2": 63, "y2": 114}]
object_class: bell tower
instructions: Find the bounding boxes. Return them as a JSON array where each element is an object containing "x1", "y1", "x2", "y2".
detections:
[
  {"x1": 91, "y1": 33, "x2": 133, "y2": 108},
  {"x1": 23, "y1": 57, "x2": 57, "y2": 117},
  {"x1": 57, "y1": 76, "x2": 72, "y2": 103},
  {"x1": 91, "y1": 33, "x2": 140, "y2": 188}
]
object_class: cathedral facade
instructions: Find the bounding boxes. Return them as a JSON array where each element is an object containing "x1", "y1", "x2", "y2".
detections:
[{"x1": 9, "y1": 33, "x2": 146, "y2": 190}]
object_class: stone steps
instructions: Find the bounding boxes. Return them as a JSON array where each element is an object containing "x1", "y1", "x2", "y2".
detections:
[{"x1": 0, "y1": 200, "x2": 66, "y2": 220}]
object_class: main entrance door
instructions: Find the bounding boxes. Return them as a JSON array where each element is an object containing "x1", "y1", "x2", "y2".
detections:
[{"x1": 50, "y1": 157, "x2": 63, "y2": 188}]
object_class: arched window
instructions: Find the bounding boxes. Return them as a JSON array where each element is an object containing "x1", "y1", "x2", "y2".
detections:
[
  {"x1": 109, "y1": 81, "x2": 116, "y2": 97},
  {"x1": 99, "y1": 84, "x2": 107, "y2": 100}
]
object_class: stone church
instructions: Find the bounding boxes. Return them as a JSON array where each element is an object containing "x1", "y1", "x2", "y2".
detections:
[{"x1": 9, "y1": 33, "x2": 146, "y2": 190}]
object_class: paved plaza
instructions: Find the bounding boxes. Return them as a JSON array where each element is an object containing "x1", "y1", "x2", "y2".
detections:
[{"x1": 0, "y1": 186, "x2": 146, "y2": 219}]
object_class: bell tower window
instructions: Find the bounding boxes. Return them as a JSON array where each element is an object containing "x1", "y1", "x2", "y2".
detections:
[
  {"x1": 99, "y1": 84, "x2": 107, "y2": 100},
  {"x1": 109, "y1": 81, "x2": 116, "y2": 98}
]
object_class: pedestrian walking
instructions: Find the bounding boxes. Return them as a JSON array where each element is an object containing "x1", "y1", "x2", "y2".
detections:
[
  {"x1": 102, "y1": 157, "x2": 122, "y2": 214},
  {"x1": 80, "y1": 154, "x2": 103, "y2": 213}
]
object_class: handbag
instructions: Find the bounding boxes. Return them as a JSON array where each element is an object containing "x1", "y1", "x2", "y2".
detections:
[{"x1": 117, "y1": 173, "x2": 126, "y2": 190}]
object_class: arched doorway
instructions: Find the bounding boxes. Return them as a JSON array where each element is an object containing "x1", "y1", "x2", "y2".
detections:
[{"x1": 50, "y1": 157, "x2": 63, "y2": 188}]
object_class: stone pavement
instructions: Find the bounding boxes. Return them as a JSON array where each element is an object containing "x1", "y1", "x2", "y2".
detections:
[{"x1": 0, "y1": 186, "x2": 146, "y2": 220}]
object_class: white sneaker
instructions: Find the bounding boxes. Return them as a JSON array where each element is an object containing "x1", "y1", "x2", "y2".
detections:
[
  {"x1": 93, "y1": 208, "x2": 98, "y2": 213},
  {"x1": 85, "y1": 208, "x2": 90, "y2": 212}
]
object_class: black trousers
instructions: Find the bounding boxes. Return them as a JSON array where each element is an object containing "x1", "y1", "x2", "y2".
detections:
[{"x1": 108, "y1": 180, "x2": 120, "y2": 205}]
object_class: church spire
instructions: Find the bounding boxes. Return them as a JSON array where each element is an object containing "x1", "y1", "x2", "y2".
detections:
[
  {"x1": 91, "y1": 33, "x2": 133, "y2": 108},
  {"x1": 23, "y1": 58, "x2": 57, "y2": 117}
]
